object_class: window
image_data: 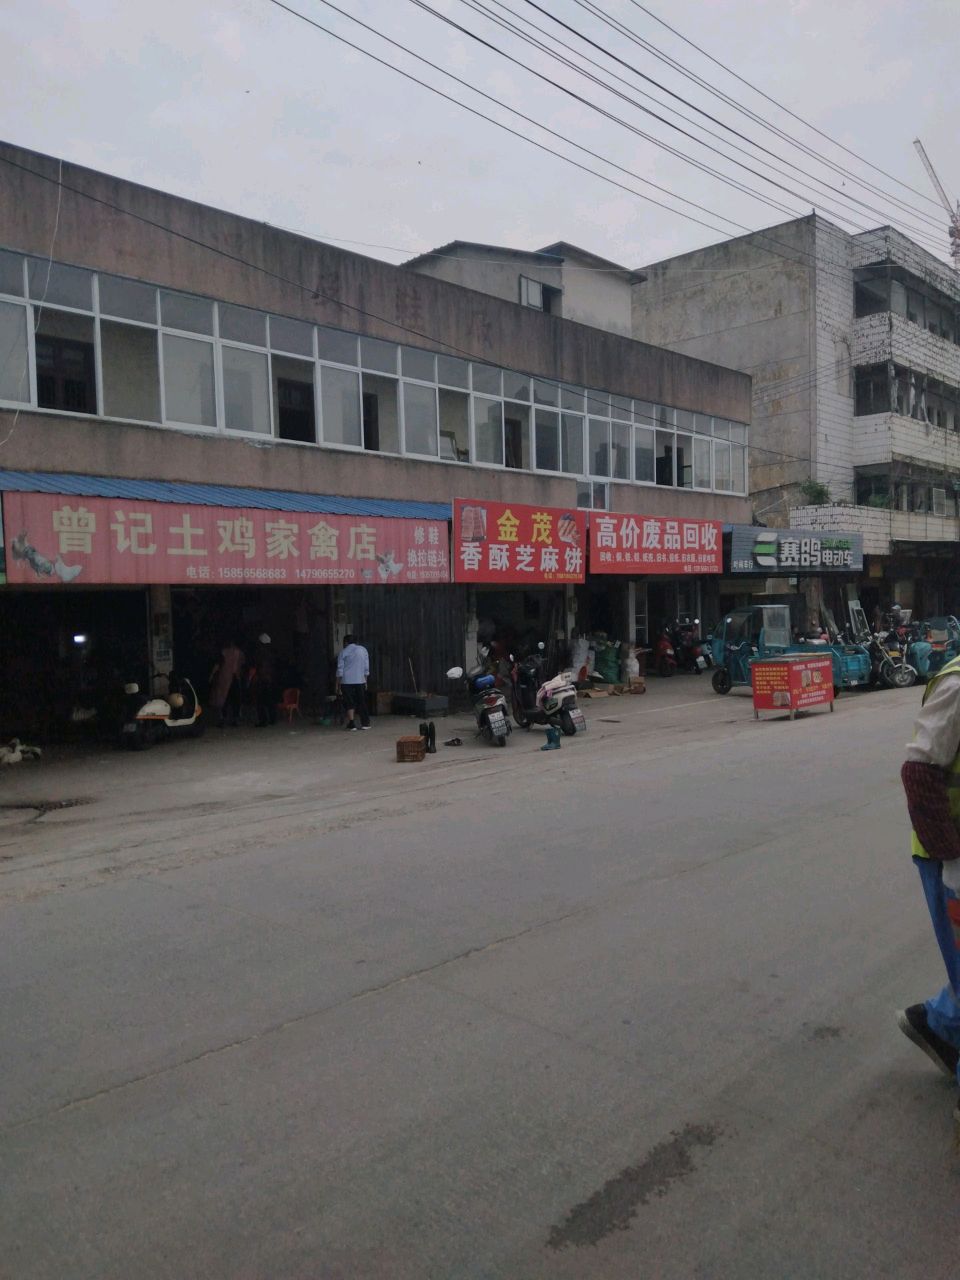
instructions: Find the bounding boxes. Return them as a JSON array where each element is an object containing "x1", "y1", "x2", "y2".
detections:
[
  {"x1": 361, "y1": 373, "x2": 399, "y2": 453},
  {"x1": 655, "y1": 430, "x2": 674, "y2": 486},
  {"x1": 693, "y1": 436, "x2": 712, "y2": 489},
  {"x1": 634, "y1": 399, "x2": 655, "y2": 430},
  {"x1": 99, "y1": 275, "x2": 156, "y2": 324},
  {"x1": 534, "y1": 379, "x2": 558, "y2": 406},
  {"x1": 439, "y1": 388, "x2": 469, "y2": 461},
  {"x1": 402, "y1": 381, "x2": 438, "y2": 456},
  {"x1": 222, "y1": 345, "x2": 270, "y2": 434},
  {"x1": 0, "y1": 300, "x2": 29, "y2": 403},
  {"x1": 160, "y1": 291, "x2": 213, "y2": 335},
  {"x1": 854, "y1": 365, "x2": 889, "y2": 416},
  {"x1": 854, "y1": 275, "x2": 889, "y2": 317},
  {"x1": 472, "y1": 364, "x2": 501, "y2": 396},
  {"x1": 561, "y1": 414, "x2": 584, "y2": 475},
  {"x1": 317, "y1": 327, "x2": 357, "y2": 365},
  {"x1": 534, "y1": 409, "x2": 559, "y2": 471},
  {"x1": 731, "y1": 443, "x2": 747, "y2": 494},
  {"x1": 161, "y1": 332, "x2": 215, "y2": 426},
  {"x1": 438, "y1": 354, "x2": 469, "y2": 388},
  {"x1": 612, "y1": 422, "x2": 631, "y2": 480},
  {"x1": 561, "y1": 384, "x2": 584, "y2": 412},
  {"x1": 907, "y1": 290, "x2": 925, "y2": 328},
  {"x1": 360, "y1": 336, "x2": 397, "y2": 373},
  {"x1": 611, "y1": 395, "x2": 632, "y2": 422},
  {"x1": 474, "y1": 396, "x2": 503, "y2": 464},
  {"x1": 101, "y1": 321, "x2": 160, "y2": 422},
  {"x1": 714, "y1": 440, "x2": 732, "y2": 491},
  {"x1": 270, "y1": 315, "x2": 313, "y2": 358},
  {"x1": 504, "y1": 404, "x2": 531, "y2": 470},
  {"x1": 28, "y1": 259, "x2": 92, "y2": 310},
  {"x1": 503, "y1": 370, "x2": 530, "y2": 401},
  {"x1": 591, "y1": 482, "x2": 608, "y2": 510},
  {"x1": 589, "y1": 419, "x2": 610, "y2": 476},
  {"x1": 320, "y1": 365, "x2": 361, "y2": 447},
  {"x1": 274, "y1": 357, "x2": 316, "y2": 444},
  {"x1": 676, "y1": 432, "x2": 693, "y2": 488},
  {"x1": 0, "y1": 249, "x2": 24, "y2": 296},
  {"x1": 401, "y1": 346, "x2": 436, "y2": 382},
  {"x1": 35, "y1": 310, "x2": 96, "y2": 414},
  {"x1": 220, "y1": 304, "x2": 266, "y2": 347},
  {"x1": 520, "y1": 275, "x2": 543, "y2": 310},
  {"x1": 933, "y1": 487, "x2": 947, "y2": 516},
  {"x1": 634, "y1": 426, "x2": 654, "y2": 483}
]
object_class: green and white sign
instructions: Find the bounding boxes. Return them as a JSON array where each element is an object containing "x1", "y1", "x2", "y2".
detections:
[{"x1": 730, "y1": 525, "x2": 863, "y2": 574}]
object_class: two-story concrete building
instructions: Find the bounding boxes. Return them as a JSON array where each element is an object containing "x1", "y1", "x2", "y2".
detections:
[{"x1": 0, "y1": 142, "x2": 752, "y2": 737}]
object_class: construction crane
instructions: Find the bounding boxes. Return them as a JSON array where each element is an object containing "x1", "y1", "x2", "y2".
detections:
[{"x1": 913, "y1": 138, "x2": 960, "y2": 268}]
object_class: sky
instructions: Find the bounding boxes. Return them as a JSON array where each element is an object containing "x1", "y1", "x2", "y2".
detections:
[{"x1": 0, "y1": 0, "x2": 957, "y2": 272}]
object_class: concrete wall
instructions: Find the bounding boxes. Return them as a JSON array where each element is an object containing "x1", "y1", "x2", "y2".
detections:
[
  {"x1": 789, "y1": 503, "x2": 892, "y2": 556},
  {"x1": 812, "y1": 219, "x2": 856, "y2": 502},
  {"x1": 853, "y1": 312, "x2": 960, "y2": 386},
  {"x1": 853, "y1": 226, "x2": 960, "y2": 301},
  {"x1": 0, "y1": 142, "x2": 749, "y2": 425},
  {"x1": 632, "y1": 216, "x2": 817, "y2": 518}
]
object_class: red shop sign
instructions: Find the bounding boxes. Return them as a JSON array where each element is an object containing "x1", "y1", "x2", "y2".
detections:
[
  {"x1": 589, "y1": 513, "x2": 722, "y2": 575},
  {"x1": 453, "y1": 498, "x2": 586, "y2": 583},
  {"x1": 2, "y1": 492, "x2": 450, "y2": 587}
]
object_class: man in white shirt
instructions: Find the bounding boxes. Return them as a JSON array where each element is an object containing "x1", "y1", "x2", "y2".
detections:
[{"x1": 337, "y1": 634, "x2": 371, "y2": 730}]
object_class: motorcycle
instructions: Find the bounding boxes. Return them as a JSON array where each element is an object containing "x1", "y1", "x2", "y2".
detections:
[
  {"x1": 865, "y1": 630, "x2": 917, "y2": 689},
  {"x1": 120, "y1": 672, "x2": 205, "y2": 749},
  {"x1": 447, "y1": 651, "x2": 511, "y2": 747},
  {"x1": 509, "y1": 642, "x2": 585, "y2": 736},
  {"x1": 653, "y1": 625, "x2": 678, "y2": 677},
  {"x1": 670, "y1": 618, "x2": 710, "y2": 674}
]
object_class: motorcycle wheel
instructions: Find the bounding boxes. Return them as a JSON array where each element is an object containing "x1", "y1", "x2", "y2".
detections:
[
  {"x1": 559, "y1": 708, "x2": 576, "y2": 737},
  {"x1": 712, "y1": 668, "x2": 732, "y2": 695},
  {"x1": 657, "y1": 657, "x2": 675, "y2": 678},
  {"x1": 481, "y1": 721, "x2": 494, "y2": 744},
  {"x1": 495, "y1": 734, "x2": 507, "y2": 747},
  {"x1": 887, "y1": 663, "x2": 917, "y2": 689}
]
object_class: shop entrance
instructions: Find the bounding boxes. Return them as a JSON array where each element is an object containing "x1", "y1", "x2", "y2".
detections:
[{"x1": 640, "y1": 579, "x2": 702, "y2": 646}]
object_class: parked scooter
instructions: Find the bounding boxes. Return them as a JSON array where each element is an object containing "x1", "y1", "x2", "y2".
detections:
[
  {"x1": 509, "y1": 642, "x2": 585, "y2": 736},
  {"x1": 670, "y1": 618, "x2": 710, "y2": 674},
  {"x1": 447, "y1": 650, "x2": 511, "y2": 746},
  {"x1": 653, "y1": 625, "x2": 678, "y2": 677},
  {"x1": 120, "y1": 672, "x2": 205, "y2": 749},
  {"x1": 865, "y1": 629, "x2": 917, "y2": 689}
]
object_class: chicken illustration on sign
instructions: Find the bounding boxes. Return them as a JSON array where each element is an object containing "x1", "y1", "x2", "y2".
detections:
[{"x1": 453, "y1": 499, "x2": 587, "y2": 583}]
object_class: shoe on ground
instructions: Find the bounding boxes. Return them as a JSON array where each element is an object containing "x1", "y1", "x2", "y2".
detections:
[
  {"x1": 345, "y1": 722, "x2": 358, "y2": 731},
  {"x1": 897, "y1": 1005, "x2": 960, "y2": 1079},
  {"x1": 360, "y1": 724, "x2": 370, "y2": 730}
]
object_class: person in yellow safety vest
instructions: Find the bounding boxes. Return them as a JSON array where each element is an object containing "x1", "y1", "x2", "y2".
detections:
[{"x1": 899, "y1": 653, "x2": 960, "y2": 1106}]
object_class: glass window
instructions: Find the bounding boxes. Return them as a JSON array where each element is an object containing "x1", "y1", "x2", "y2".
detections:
[
  {"x1": 535, "y1": 409, "x2": 559, "y2": 471},
  {"x1": 612, "y1": 422, "x2": 631, "y2": 479},
  {"x1": 362, "y1": 373, "x2": 400, "y2": 453},
  {"x1": 273, "y1": 356, "x2": 316, "y2": 444},
  {"x1": 713, "y1": 419, "x2": 731, "y2": 440},
  {"x1": 533, "y1": 379, "x2": 558, "y2": 406},
  {"x1": 28, "y1": 259, "x2": 92, "y2": 310},
  {"x1": 0, "y1": 301, "x2": 29, "y2": 403},
  {"x1": 270, "y1": 314, "x2": 313, "y2": 357},
  {"x1": 693, "y1": 436, "x2": 712, "y2": 489},
  {"x1": 360, "y1": 336, "x2": 397, "y2": 373},
  {"x1": 634, "y1": 426, "x2": 654, "y2": 482},
  {"x1": 576, "y1": 478, "x2": 592, "y2": 510},
  {"x1": 561, "y1": 384, "x2": 584, "y2": 412},
  {"x1": 657, "y1": 404, "x2": 676, "y2": 427},
  {"x1": 35, "y1": 310, "x2": 96, "y2": 414},
  {"x1": 474, "y1": 396, "x2": 503, "y2": 464},
  {"x1": 655, "y1": 430, "x2": 674, "y2": 486},
  {"x1": 472, "y1": 363, "x2": 501, "y2": 396},
  {"x1": 317, "y1": 327, "x2": 357, "y2": 365},
  {"x1": 731, "y1": 443, "x2": 747, "y2": 493},
  {"x1": 854, "y1": 276, "x2": 888, "y2": 318},
  {"x1": 634, "y1": 399, "x2": 655, "y2": 428},
  {"x1": 220, "y1": 303, "x2": 266, "y2": 347},
  {"x1": 0, "y1": 249, "x2": 23, "y2": 297},
  {"x1": 561, "y1": 413, "x2": 584, "y2": 475},
  {"x1": 890, "y1": 280, "x2": 907, "y2": 317},
  {"x1": 160, "y1": 290, "x2": 213, "y2": 335},
  {"x1": 162, "y1": 333, "x2": 215, "y2": 426},
  {"x1": 675, "y1": 409, "x2": 695, "y2": 433},
  {"x1": 439, "y1": 388, "x2": 469, "y2": 461},
  {"x1": 520, "y1": 275, "x2": 543, "y2": 310},
  {"x1": 611, "y1": 394, "x2": 632, "y2": 421},
  {"x1": 401, "y1": 347, "x2": 436, "y2": 382},
  {"x1": 729, "y1": 422, "x2": 748, "y2": 444},
  {"x1": 589, "y1": 419, "x2": 610, "y2": 477},
  {"x1": 100, "y1": 321, "x2": 160, "y2": 422},
  {"x1": 592, "y1": 482, "x2": 609, "y2": 511},
  {"x1": 504, "y1": 403, "x2": 531, "y2": 470},
  {"x1": 403, "y1": 381, "x2": 438, "y2": 456},
  {"x1": 99, "y1": 275, "x2": 156, "y2": 324},
  {"x1": 907, "y1": 290, "x2": 925, "y2": 327},
  {"x1": 320, "y1": 365, "x2": 361, "y2": 447},
  {"x1": 676, "y1": 432, "x2": 693, "y2": 488},
  {"x1": 589, "y1": 390, "x2": 611, "y2": 417},
  {"x1": 503, "y1": 370, "x2": 530, "y2": 401},
  {"x1": 714, "y1": 440, "x2": 733, "y2": 490},
  {"x1": 438, "y1": 354, "x2": 469, "y2": 388},
  {"x1": 222, "y1": 345, "x2": 270, "y2": 434}
]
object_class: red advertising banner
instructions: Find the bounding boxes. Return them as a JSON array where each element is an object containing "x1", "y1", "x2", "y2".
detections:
[
  {"x1": 2, "y1": 492, "x2": 450, "y2": 587},
  {"x1": 453, "y1": 498, "x2": 586, "y2": 584},
  {"x1": 751, "y1": 655, "x2": 834, "y2": 719},
  {"x1": 589, "y1": 513, "x2": 722, "y2": 575}
]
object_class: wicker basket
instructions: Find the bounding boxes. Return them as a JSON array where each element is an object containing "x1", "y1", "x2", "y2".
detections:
[{"x1": 396, "y1": 735, "x2": 426, "y2": 763}]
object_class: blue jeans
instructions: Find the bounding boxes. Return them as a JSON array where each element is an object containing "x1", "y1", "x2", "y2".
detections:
[{"x1": 916, "y1": 856, "x2": 960, "y2": 1081}]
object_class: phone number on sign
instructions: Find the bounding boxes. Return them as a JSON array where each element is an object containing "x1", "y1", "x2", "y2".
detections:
[{"x1": 217, "y1": 567, "x2": 289, "y2": 581}]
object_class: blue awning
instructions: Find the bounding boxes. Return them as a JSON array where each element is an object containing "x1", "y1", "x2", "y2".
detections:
[{"x1": 0, "y1": 470, "x2": 451, "y2": 521}]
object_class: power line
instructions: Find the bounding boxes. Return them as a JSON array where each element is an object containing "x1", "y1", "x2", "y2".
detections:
[
  {"x1": 625, "y1": 0, "x2": 945, "y2": 212},
  {"x1": 467, "y1": 0, "x2": 947, "y2": 247}
]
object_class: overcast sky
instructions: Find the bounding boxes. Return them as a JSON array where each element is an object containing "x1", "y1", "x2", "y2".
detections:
[{"x1": 1, "y1": 0, "x2": 957, "y2": 272}]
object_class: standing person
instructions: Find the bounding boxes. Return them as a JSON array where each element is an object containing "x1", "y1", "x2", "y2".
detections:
[
  {"x1": 209, "y1": 639, "x2": 245, "y2": 728},
  {"x1": 899, "y1": 654, "x2": 960, "y2": 1105},
  {"x1": 251, "y1": 634, "x2": 277, "y2": 728},
  {"x1": 337, "y1": 633, "x2": 370, "y2": 730}
]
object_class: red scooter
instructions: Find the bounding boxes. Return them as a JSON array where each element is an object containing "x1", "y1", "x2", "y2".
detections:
[{"x1": 654, "y1": 626, "x2": 678, "y2": 677}]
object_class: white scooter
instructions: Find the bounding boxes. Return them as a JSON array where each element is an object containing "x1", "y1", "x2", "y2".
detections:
[
  {"x1": 120, "y1": 674, "x2": 205, "y2": 749},
  {"x1": 510, "y1": 642, "x2": 586, "y2": 736}
]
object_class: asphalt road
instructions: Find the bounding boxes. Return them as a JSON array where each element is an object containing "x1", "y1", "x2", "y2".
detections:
[{"x1": 2, "y1": 683, "x2": 959, "y2": 1279}]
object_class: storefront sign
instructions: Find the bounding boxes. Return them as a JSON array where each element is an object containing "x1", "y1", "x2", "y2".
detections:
[
  {"x1": 453, "y1": 498, "x2": 586, "y2": 583},
  {"x1": 1, "y1": 492, "x2": 450, "y2": 586},
  {"x1": 730, "y1": 525, "x2": 863, "y2": 574},
  {"x1": 589, "y1": 514, "x2": 722, "y2": 575}
]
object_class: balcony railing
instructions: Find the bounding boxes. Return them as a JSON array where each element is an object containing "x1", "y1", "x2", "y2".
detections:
[
  {"x1": 790, "y1": 503, "x2": 960, "y2": 554},
  {"x1": 853, "y1": 313, "x2": 960, "y2": 386}
]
